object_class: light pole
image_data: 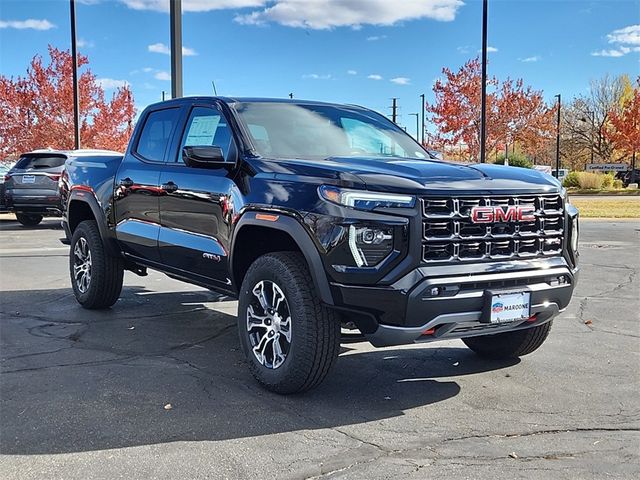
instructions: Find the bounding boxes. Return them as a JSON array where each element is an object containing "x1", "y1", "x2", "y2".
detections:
[
  {"x1": 479, "y1": 0, "x2": 488, "y2": 163},
  {"x1": 170, "y1": 0, "x2": 183, "y2": 98},
  {"x1": 420, "y1": 93, "x2": 425, "y2": 145},
  {"x1": 555, "y1": 94, "x2": 561, "y2": 178},
  {"x1": 69, "y1": 0, "x2": 80, "y2": 149},
  {"x1": 409, "y1": 113, "x2": 419, "y2": 142}
]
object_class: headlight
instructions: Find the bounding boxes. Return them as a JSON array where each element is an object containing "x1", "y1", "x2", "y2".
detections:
[
  {"x1": 348, "y1": 225, "x2": 394, "y2": 267},
  {"x1": 319, "y1": 185, "x2": 415, "y2": 211}
]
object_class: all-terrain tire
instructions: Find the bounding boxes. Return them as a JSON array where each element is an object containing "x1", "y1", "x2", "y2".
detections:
[
  {"x1": 463, "y1": 321, "x2": 553, "y2": 359},
  {"x1": 69, "y1": 220, "x2": 124, "y2": 309},
  {"x1": 16, "y1": 212, "x2": 43, "y2": 226},
  {"x1": 238, "y1": 252, "x2": 340, "y2": 394}
]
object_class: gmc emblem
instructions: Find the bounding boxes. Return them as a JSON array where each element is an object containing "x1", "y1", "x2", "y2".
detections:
[{"x1": 471, "y1": 205, "x2": 536, "y2": 223}]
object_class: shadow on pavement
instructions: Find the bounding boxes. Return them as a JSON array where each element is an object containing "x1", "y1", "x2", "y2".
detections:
[
  {"x1": 0, "y1": 285, "x2": 518, "y2": 455},
  {"x1": 0, "y1": 217, "x2": 63, "y2": 231}
]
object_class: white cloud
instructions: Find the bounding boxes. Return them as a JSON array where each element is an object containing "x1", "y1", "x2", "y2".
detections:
[
  {"x1": 607, "y1": 24, "x2": 640, "y2": 46},
  {"x1": 519, "y1": 55, "x2": 540, "y2": 62},
  {"x1": 77, "y1": 38, "x2": 94, "y2": 48},
  {"x1": 148, "y1": 42, "x2": 197, "y2": 56},
  {"x1": 235, "y1": 0, "x2": 464, "y2": 30},
  {"x1": 302, "y1": 73, "x2": 332, "y2": 79},
  {"x1": 154, "y1": 71, "x2": 171, "y2": 81},
  {"x1": 593, "y1": 24, "x2": 640, "y2": 58},
  {"x1": 121, "y1": 0, "x2": 266, "y2": 12},
  {"x1": 347, "y1": 70, "x2": 357, "y2": 75},
  {"x1": 390, "y1": 77, "x2": 411, "y2": 85},
  {"x1": 478, "y1": 46, "x2": 498, "y2": 53},
  {"x1": 457, "y1": 45, "x2": 471, "y2": 54},
  {"x1": 0, "y1": 19, "x2": 55, "y2": 30},
  {"x1": 96, "y1": 78, "x2": 129, "y2": 89},
  {"x1": 591, "y1": 49, "x2": 626, "y2": 57},
  {"x1": 368, "y1": 74, "x2": 383, "y2": 80},
  {"x1": 367, "y1": 35, "x2": 388, "y2": 41}
]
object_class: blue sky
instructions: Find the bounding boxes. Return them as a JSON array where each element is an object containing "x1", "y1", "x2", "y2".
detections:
[{"x1": 1, "y1": 0, "x2": 639, "y2": 134}]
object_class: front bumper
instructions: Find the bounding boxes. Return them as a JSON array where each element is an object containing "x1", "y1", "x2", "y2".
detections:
[{"x1": 330, "y1": 257, "x2": 578, "y2": 347}]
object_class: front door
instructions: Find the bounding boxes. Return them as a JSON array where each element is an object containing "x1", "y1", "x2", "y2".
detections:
[{"x1": 158, "y1": 104, "x2": 238, "y2": 287}]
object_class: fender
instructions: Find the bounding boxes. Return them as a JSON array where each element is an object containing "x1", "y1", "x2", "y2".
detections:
[
  {"x1": 67, "y1": 188, "x2": 120, "y2": 257},
  {"x1": 230, "y1": 211, "x2": 334, "y2": 305}
]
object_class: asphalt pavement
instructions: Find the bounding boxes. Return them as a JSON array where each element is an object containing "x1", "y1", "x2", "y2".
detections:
[{"x1": 0, "y1": 216, "x2": 638, "y2": 479}]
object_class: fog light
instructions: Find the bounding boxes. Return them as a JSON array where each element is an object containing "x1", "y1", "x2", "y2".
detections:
[{"x1": 348, "y1": 225, "x2": 393, "y2": 267}]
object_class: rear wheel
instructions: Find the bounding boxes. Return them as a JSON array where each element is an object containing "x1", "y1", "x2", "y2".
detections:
[
  {"x1": 69, "y1": 220, "x2": 124, "y2": 309},
  {"x1": 238, "y1": 252, "x2": 340, "y2": 394},
  {"x1": 463, "y1": 321, "x2": 553, "y2": 359},
  {"x1": 16, "y1": 212, "x2": 43, "y2": 226}
]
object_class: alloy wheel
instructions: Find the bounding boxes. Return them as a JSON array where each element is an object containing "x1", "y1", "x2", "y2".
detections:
[
  {"x1": 73, "y1": 237, "x2": 92, "y2": 294},
  {"x1": 246, "y1": 280, "x2": 292, "y2": 369}
]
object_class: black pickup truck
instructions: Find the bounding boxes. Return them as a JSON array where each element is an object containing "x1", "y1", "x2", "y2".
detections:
[{"x1": 61, "y1": 97, "x2": 579, "y2": 394}]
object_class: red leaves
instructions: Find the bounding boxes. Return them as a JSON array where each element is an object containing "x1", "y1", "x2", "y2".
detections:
[
  {"x1": 0, "y1": 45, "x2": 135, "y2": 158},
  {"x1": 427, "y1": 57, "x2": 555, "y2": 161}
]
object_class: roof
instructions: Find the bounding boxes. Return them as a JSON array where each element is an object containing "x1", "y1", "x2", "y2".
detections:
[{"x1": 145, "y1": 96, "x2": 369, "y2": 111}]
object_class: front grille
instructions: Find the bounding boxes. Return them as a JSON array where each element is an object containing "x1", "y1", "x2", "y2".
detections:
[{"x1": 422, "y1": 194, "x2": 564, "y2": 263}]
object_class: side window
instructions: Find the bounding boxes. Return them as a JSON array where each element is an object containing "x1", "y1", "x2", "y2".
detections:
[
  {"x1": 340, "y1": 117, "x2": 406, "y2": 157},
  {"x1": 179, "y1": 106, "x2": 233, "y2": 162},
  {"x1": 136, "y1": 108, "x2": 180, "y2": 162}
]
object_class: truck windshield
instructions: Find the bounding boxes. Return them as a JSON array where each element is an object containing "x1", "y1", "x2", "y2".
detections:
[{"x1": 233, "y1": 102, "x2": 431, "y2": 161}]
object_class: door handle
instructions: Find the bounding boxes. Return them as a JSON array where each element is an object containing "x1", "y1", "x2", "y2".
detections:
[
  {"x1": 161, "y1": 182, "x2": 179, "y2": 193},
  {"x1": 119, "y1": 178, "x2": 134, "y2": 188}
]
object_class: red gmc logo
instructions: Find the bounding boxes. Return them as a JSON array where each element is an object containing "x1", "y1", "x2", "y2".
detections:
[{"x1": 471, "y1": 205, "x2": 536, "y2": 223}]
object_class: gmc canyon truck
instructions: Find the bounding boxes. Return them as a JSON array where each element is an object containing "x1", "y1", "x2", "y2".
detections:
[{"x1": 61, "y1": 97, "x2": 579, "y2": 394}]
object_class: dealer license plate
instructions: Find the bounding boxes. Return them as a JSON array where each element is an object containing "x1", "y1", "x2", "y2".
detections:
[
  {"x1": 21, "y1": 175, "x2": 36, "y2": 184},
  {"x1": 488, "y1": 291, "x2": 531, "y2": 324}
]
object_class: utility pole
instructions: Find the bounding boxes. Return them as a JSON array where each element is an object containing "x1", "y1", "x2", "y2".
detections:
[
  {"x1": 169, "y1": 0, "x2": 183, "y2": 98},
  {"x1": 391, "y1": 98, "x2": 398, "y2": 124},
  {"x1": 420, "y1": 93, "x2": 425, "y2": 145},
  {"x1": 555, "y1": 94, "x2": 561, "y2": 178},
  {"x1": 69, "y1": 0, "x2": 80, "y2": 149},
  {"x1": 162, "y1": 91, "x2": 166, "y2": 101},
  {"x1": 289, "y1": 93, "x2": 294, "y2": 99},
  {"x1": 409, "y1": 113, "x2": 419, "y2": 142},
  {"x1": 479, "y1": 0, "x2": 488, "y2": 163}
]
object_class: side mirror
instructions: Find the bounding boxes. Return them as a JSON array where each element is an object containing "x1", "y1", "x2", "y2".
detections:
[{"x1": 182, "y1": 145, "x2": 226, "y2": 169}]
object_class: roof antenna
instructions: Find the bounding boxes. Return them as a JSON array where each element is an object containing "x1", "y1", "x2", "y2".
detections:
[{"x1": 211, "y1": 80, "x2": 218, "y2": 96}]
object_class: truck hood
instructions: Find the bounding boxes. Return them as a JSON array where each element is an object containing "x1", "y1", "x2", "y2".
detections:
[{"x1": 261, "y1": 156, "x2": 561, "y2": 195}]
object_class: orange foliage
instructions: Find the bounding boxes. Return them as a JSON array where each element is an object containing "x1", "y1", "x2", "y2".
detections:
[
  {"x1": 427, "y1": 57, "x2": 555, "y2": 161},
  {"x1": 605, "y1": 79, "x2": 640, "y2": 156},
  {"x1": 0, "y1": 45, "x2": 135, "y2": 158}
]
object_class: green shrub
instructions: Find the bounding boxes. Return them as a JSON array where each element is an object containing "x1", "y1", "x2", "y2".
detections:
[
  {"x1": 576, "y1": 172, "x2": 604, "y2": 189},
  {"x1": 602, "y1": 172, "x2": 615, "y2": 189},
  {"x1": 494, "y1": 151, "x2": 533, "y2": 169},
  {"x1": 563, "y1": 171, "x2": 580, "y2": 188},
  {"x1": 613, "y1": 179, "x2": 624, "y2": 189}
]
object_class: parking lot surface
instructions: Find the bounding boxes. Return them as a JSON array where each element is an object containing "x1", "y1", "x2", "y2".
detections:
[{"x1": 1, "y1": 216, "x2": 639, "y2": 479}]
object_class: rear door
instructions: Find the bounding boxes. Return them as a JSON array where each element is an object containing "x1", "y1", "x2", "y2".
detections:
[
  {"x1": 157, "y1": 103, "x2": 238, "y2": 287},
  {"x1": 113, "y1": 106, "x2": 183, "y2": 263}
]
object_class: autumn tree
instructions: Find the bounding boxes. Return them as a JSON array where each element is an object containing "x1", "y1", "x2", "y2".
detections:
[
  {"x1": 0, "y1": 45, "x2": 135, "y2": 159},
  {"x1": 604, "y1": 78, "x2": 639, "y2": 179},
  {"x1": 427, "y1": 57, "x2": 556, "y2": 162}
]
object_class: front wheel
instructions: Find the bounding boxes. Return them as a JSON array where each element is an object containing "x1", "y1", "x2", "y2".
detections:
[
  {"x1": 69, "y1": 220, "x2": 124, "y2": 309},
  {"x1": 238, "y1": 252, "x2": 340, "y2": 394},
  {"x1": 16, "y1": 212, "x2": 43, "y2": 226},
  {"x1": 463, "y1": 321, "x2": 553, "y2": 359}
]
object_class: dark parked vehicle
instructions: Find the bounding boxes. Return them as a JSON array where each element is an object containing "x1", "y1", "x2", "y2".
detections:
[
  {"x1": 0, "y1": 164, "x2": 11, "y2": 213},
  {"x1": 61, "y1": 97, "x2": 579, "y2": 393},
  {"x1": 5, "y1": 149, "x2": 119, "y2": 226}
]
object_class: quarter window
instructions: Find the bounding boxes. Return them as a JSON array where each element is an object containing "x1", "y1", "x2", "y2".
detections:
[{"x1": 136, "y1": 108, "x2": 180, "y2": 162}]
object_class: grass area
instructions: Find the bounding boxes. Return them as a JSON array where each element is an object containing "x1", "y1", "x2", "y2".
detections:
[
  {"x1": 570, "y1": 197, "x2": 640, "y2": 218},
  {"x1": 567, "y1": 188, "x2": 640, "y2": 196}
]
